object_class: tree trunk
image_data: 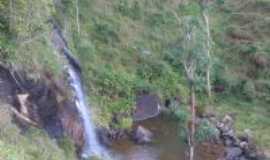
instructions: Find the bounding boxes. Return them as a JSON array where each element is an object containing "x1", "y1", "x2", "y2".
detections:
[
  {"x1": 203, "y1": 12, "x2": 212, "y2": 98},
  {"x1": 189, "y1": 85, "x2": 196, "y2": 160},
  {"x1": 206, "y1": 64, "x2": 211, "y2": 97},
  {"x1": 9, "y1": 0, "x2": 13, "y2": 32},
  {"x1": 75, "y1": 0, "x2": 80, "y2": 35}
]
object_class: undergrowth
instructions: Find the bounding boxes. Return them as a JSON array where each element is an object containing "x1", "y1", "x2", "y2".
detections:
[{"x1": 0, "y1": 103, "x2": 76, "y2": 160}]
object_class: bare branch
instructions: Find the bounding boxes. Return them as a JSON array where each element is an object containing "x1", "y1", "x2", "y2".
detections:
[{"x1": 10, "y1": 107, "x2": 39, "y2": 127}]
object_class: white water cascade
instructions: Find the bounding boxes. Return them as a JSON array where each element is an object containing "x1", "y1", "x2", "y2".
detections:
[
  {"x1": 67, "y1": 62, "x2": 104, "y2": 158},
  {"x1": 51, "y1": 27, "x2": 107, "y2": 159}
]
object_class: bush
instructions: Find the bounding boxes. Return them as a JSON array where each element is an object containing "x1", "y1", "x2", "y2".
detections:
[
  {"x1": 93, "y1": 65, "x2": 136, "y2": 99},
  {"x1": 243, "y1": 80, "x2": 256, "y2": 100},
  {"x1": 0, "y1": 103, "x2": 76, "y2": 160},
  {"x1": 178, "y1": 2, "x2": 202, "y2": 16},
  {"x1": 115, "y1": 0, "x2": 143, "y2": 20},
  {"x1": 173, "y1": 108, "x2": 189, "y2": 123},
  {"x1": 92, "y1": 18, "x2": 120, "y2": 45},
  {"x1": 173, "y1": 108, "x2": 189, "y2": 143},
  {"x1": 195, "y1": 119, "x2": 219, "y2": 143},
  {"x1": 118, "y1": 117, "x2": 133, "y2": 130}
]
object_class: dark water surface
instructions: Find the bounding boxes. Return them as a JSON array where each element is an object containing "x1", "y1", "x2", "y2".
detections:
[
  {"x1": 111, "y1": 114, "x2": 223, "y2": 160},
  {"x1": 111, "y1": 115, "x2": 186, "y2": 160}
]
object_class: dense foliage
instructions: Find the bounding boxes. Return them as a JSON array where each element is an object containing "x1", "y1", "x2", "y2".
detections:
[
  {"x1": 0, "y1": 0, "x2": 269, "y2": 151},
  {"x1": 0, "y1": 103, "x2": 76, "y2": 160}
]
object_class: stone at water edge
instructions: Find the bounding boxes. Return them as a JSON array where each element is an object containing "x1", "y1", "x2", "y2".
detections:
[
  {"x1": 264, "y1": 150, "x2": 270, "y2": 160},
  {"x1": 81, "y1": 155, "x2": 102, "y2": 160},
  {"x1": 133, "y1": 125, "x2": 153, "y2": 144},
  {"x1": 225, "y1": 147, "x2": 243, "y2": 160},
  {"x1": 96, "y1": 127, "x2": 113, "y2": 146},
  {"x1": 133, "y1": 94, "x2": 161, "y2": 121}
]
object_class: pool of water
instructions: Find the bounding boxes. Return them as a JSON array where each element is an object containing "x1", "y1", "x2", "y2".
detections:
[
  {"x1": 110, "y1": 114, "x2": 224, "y2": 160},
  {"x1": 111, "y1": 114, "x2": 186, "y2": 160}
]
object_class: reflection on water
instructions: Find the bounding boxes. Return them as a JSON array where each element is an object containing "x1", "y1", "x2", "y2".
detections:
[
  {"x1": 112, "y1": 141, "x2": 158, "y2": 160},
  {"x1": 111, "y1": 114, "x2": 186, "y2": 160},
  {"x1": 111, "y1": 114, "x2": 224, "y2": 160}
]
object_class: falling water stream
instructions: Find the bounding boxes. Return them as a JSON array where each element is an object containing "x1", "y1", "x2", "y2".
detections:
[
  {"x1": 51, "y1": 27, "x2": 106, "y2": 159},
  {"x1": 67, "y1": 65, "x2": 104, "y2": 158}
]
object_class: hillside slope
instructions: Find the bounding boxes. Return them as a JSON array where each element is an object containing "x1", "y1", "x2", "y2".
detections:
[{"x1": 0, "y1": 0, "x2": 269, "y2": 152}]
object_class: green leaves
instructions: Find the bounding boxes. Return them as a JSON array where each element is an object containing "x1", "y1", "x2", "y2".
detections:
[
  {"x1": 0, "y1": 104, "x2": 76, "y2": 160},
  {"x1": 178, "y1": 14, "x2": 210, "y2": 91},
  {"x1": 195, "y1": 119, "x2": 219, "y2": 142},
  {"x1": 179, "y1": 2, "x2": 201, "y2": 16}
]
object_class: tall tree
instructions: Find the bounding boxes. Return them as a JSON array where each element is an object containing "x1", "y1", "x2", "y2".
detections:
[
  {"x1": 203, "y1": 11, "x2": 212, "y2": 97},
  {"x1": 180, "y1": 15, "x2": 208, "y2": 160},
  {"x1": 201, "y1": 0, "x2": 213, "y2": 98},
  {"x1": 171, "y1": 3, "x2": 209, "y2": 159},
  {"x1": 75, "y1": 0, "x2": 80, "y2": 34}
]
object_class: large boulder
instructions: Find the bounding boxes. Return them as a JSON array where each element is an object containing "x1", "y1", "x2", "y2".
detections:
[
  {"x1": 96, "y1": 127, "x2": 112, "y2": 147},
  {"x1": 133, "y1": 94, "x2": 161, "y2": 121},
  {"x1": 132, "y1": 125, "x2": 153, "y2": 144},
  {"x1": 225, "y1": 147, "x2": 242, "y2": 160},
  {"x1": 213, "y1": 115, "x2": 267, "y2": 160}
]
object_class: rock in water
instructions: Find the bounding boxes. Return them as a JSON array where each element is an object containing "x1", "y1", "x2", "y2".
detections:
[
  {"x1": 133, "y1": 125, "x2": 153, "y2": 144},
  {"x1": 133, "y1": 94, "x2": 161, "y2": 121},
  {"x1": 225, "y1": 147, "x2": 242, "y2": 160}
]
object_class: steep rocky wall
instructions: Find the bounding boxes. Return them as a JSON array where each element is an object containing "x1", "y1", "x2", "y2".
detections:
[{"x1": 0, "y1": 64, "x2": 85, "y2": 154}]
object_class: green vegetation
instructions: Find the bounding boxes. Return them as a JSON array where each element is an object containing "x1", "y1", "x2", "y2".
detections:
[
  {"x1": 0, "y1": 0, "x2": 61, "y2": 75},
  {"x1": 0, "y1": 0, "x2": 270, "y2": 157},
  {"x1": 215, "y1": 97, "x2": 270, "y2": 148},
  {"x1": 0, "y1": 103, "x2": 76, "y2": 160}
]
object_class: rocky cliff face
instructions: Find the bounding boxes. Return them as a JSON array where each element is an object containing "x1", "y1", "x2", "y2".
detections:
[{"x1": 0, "y1": 64, "x2": 85, "y2": 154}]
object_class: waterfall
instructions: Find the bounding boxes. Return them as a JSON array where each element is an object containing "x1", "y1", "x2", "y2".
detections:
[
  {"x1": 67, "y1": 61, "x2": 104, "y2": 158},
  {"x1": 51, "y1": 27, "x2": 107, "y2": 159}
]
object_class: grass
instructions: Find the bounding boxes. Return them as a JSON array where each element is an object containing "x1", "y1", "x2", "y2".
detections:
[
  {"x1": 0, "y1": 102, "x2": 76, "y2": 160},
  {"x1": 214, "y1": 96, "x2": 270, "y2": 148},
  {"x1": 0, "y1": 0, "x2": 269, "y2": 151}
]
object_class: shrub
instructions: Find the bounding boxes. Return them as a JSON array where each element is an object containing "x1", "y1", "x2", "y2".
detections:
[
  {"x1": 118, "y1": 117, "x2": 133, "y2": 130},
  {"x1": 92, "y1": 18, "x2": 120, "y2": 45},
  {"x1": 243, "y1": 80, "x2": 256, "y2": 100},
  {"x1": 115, "y1": 0, "x2": 143, "y2": 20},
  {"x1": 0, "y1": 103, "x2": 76, "y2": 160},
  {"x1": 195, "y1": 119, "x2": 219, "y2": 143},
  {"x1": 173, "y1": 108, "x2": 189, "y2": 143},
  {"x1": 178, "y1": 2, "x2": 201, "y2": 16},
  {"x1": 174, "y1": 107, "x2": 189, "y2": 123}
]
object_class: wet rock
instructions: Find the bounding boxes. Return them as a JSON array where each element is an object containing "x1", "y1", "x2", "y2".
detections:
[
  {"x1": 217, "y1": 115, "x2": 234, "y2": 134},
  {"x1": 0, "y1": 65, "x2": 20, "y2": 104},
  {"x1": 239, "y1": 141, "x2": 249, "y2": 150},
  {"x1": 211, "y1": 114, "x2": 267, "y2": 160},
  {"x1": 106, "y1": 127, "x2": 128, "y2": 141},
  {"x1": 133, "y1": 125, "x2": 153, "y2": 144},
  {"x1": 62, "y1": 48, "x2": 82, "y2": 73},
  {"x1": 224, "y1": 137, "x2": 235, "y2": 147},
  {"x1": 225, "y1": 147, "x2": 242, "y2": 160},
  {"x1": 242, "y1": 129, "x2": 253, "y2": 142},
  {"x1": 58, "y1": 100, "x2": 84, "y2": 151},
  {"x1": 97, "y1": 128, "x2": 112, "y2": 147},
  {"x1": 239, "y1": 156, "x2": 248, "y2": 160},
  {"x1": 133, "y1": 94, "x2": 161, "y2": 121},
  {"x1": 28, "y1": 82, "x2": 64, "y2": 139},
  {"x1": 264, "y1": 150, "x2": 270, "y2": 159}
]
